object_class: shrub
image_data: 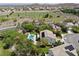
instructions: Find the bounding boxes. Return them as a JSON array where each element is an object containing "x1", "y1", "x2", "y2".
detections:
[
  {"x1": 53, "y1": 40, "x2": 63, "y2": 47},
  {"x1": 10, "y1": 52, "x2": 16, "y2": 56},
  {"x1": 43, "y1": 13, "x2": 49, "y2": 18},
  {"x1": 72, "y1": 26, "x2": 79, "y2": 33},
  {"x1": 22, "y1": 22, "x2": 35, "y2": 32},
  {"x1": 3, "y1": 44, "x2": 10, "y2": 49}
]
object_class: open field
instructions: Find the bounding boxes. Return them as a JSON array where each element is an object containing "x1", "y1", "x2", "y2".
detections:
[
  {"x1": 0, "y1": 10, "x2": 79, "y2": 24},
  {"x1": 0, "y1": 11, "x2": 65, "y2": 23}
]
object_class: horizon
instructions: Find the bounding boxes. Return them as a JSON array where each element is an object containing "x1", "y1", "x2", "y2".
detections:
[{"x1": 0, "y1": 3, "x2": 79, "y2": 5}]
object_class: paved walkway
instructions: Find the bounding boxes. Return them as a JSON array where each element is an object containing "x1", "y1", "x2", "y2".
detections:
[{"x1": 0, "y1": 26, "x2": 17, "y2": 31}]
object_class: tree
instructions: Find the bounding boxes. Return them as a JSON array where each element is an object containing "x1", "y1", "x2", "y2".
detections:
[
  {"x1": 61, "y1": 25, "x2": 68, "y2": 33},
  {"x1": 22, "y1": 22, "x2": 35, "y2": 32},
  {"x1": 6, "y1": 15, "x2": 9, "y2": 17},
  {"x1": 10, "y1": 52, "x2": 16, "y2": 56},
  {"x1": 61, "y1": 8, "x2": 79, "y2": 16},
  {"x1": 54, "y1": 30, "x2": 62, "y2": 38},
  {"x1": 38, "y1": 24, "x2": 52, "y2": 31},
  {"x1": 72, "y1": 26, "x2": 79, "y2": 33},
  {"x1": 2, "y1": 30, "x2": 26, "y2": 49},
  {"x1": 43, "y1": 13, "x2": 49, "y2": 18},
  {"x1": 3, "y1": 43, "x2": 11, "y2": 49},
  {"x1": 13, "y1": 37, "x2": 49, "y2": 56},
  {"x1": 0, "y1": 34, "x2": 4, "y2": 40},
  {"x1": 15, "y1": 40, "x2": 39, "y2": 56}
]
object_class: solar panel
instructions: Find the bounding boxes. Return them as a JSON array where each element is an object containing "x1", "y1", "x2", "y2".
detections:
[{"x1": 65, "y1": 45, "x2": 74, "y2": 51}]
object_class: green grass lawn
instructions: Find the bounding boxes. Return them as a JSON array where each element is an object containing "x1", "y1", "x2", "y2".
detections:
[
  {"x1": 0, "y1": 29, "x2": 27, "y2": 56},
  {"x1": 0, "y1": 11, "x2": 65, "y2": 23},
  {"x1": 0, "y1": 41, "x2": 11, "y2": 56},
  {"x1": 38, "y1": 47, "x2": 49, "y2": 54}
]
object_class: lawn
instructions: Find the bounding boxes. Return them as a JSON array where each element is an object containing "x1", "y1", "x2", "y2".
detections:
[
  {"x1": 0, "y1": 41, "x2": 11, "y2": 56},
  {"x1": 0, "y1": 29, "x2": 27, "y2": 56},
  {"x1": 38, "y1": 47, "x2": 49, "y2": 54},
  {"x1": 0, "y1": 11, "x2": 65, "y2": 23}
]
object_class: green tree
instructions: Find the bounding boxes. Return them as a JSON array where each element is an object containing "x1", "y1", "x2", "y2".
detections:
[
  {"x1": 43, "y1": 13, "x2": 49, "y2": 18},
  {"x1": 61, "y1": 25, "x2": 68, "y2": 33},
  {"x1": 22, "y1": 22, "x2": 35, "y2": 32},
  {"x1": 38, "y1": 24, "x2": 52, "y2": 31},
  {"x1": 2, "y1": 30, "x2": 26, "y2": 49},
  {"x1": 15, "y1": 39, "x2": 39, "y2": 56},
  {"x1": 61, "y1": 8, "x2": 79, "y2": 16},
  {"x1": 53, "y1": 30, "x2": 62, "y2": 38},
  {"x1": 72, "y1": 26, "x2": 79, "y2": 33}
]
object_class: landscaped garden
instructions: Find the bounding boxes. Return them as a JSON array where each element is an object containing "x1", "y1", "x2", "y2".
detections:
[{"x1": 0, "y1": 28, "x2": 50, "y2": 56}]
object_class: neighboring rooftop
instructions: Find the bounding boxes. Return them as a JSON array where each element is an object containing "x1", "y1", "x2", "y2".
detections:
[
  {"x1": 64, "y1": 34, "x2": 79, "y2": 43},
  {"x1": 48, "y1": 44, "x2": 77, "y2": 56}
]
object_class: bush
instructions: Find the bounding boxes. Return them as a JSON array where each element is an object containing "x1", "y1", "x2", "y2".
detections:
[
  {"x1": 54, "y1": 31, "x2": 62, "y2": 38},
  {"x1": 22, "y1": 22, "x2": 35, "y2": 32},
  {"x1": 76, "y1": 50, "x2": 79, "y2": 56},
  {"x1": 0, "y1": 35, "x2": 4, "y2": 40},
  {"x1": 61, "y1": 25, "x2": 68, "y2": 33},
  {"x1": 14, "y1": 40, "x2": 42, "y2": 56},
  {"x1": 43, "y1": 13, "x2": 49, "y2": 18},
  {"x1": 37, "y1": 38, "x2": 49, "y2": 48},
  {"x1": 38, "y1": 24, "x2": 52, "y2": 31},
  {"x1": 3, "y1": 44, "x2": 10, "y2": 49},
  {"x1": 54, "y1": 23, "x2": 68, "y2": 33},
  {"x1": 61, "y1": 8, "x2": 79, "y2": 16},
  {"x1": 64, "y1": 19, "x2": 74, "y2": 22},
  {"x1": 13, "y1": 19, "x2": 17, "y2": 22},
  {"x1": 53, "y1": 40, "x2": 63, "y2": 47},
  {"x1": 10, "y1": 52, "x2": 16, "y2": 56},
  {"x1": 1, "y1": 18, "x2": 9, "y2": 22},
  {"x1": 72, "y1": 26, "x2": 79, "y2": 33}
]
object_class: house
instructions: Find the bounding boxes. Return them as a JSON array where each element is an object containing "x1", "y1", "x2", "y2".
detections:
[
  {"x1": 34, "y1": 20, "x2": 41, "y2": 26},
  {"x1": 48, "y1": 44, "x2": 77, "y2": 56},
  {"x1": 74, "y1": 23, "x2": 79, "y2": 26},
  {"x1": 39, "y1": 7, "x2": 45, "y2": 10},
  {"x1": 64, "y1": 34, "x2": 79, "y2": 51},
  {"x1": 46, "y1": 7, "x2": 52, "y2": 10},
  {"x1": 66, "y1": 22, "x2": 74, "y2": 27},
  {"x1": 49, "y1": 23, "x2": 61, "y2": 31},
  {"x1": 67, "y1": 28, "x2": 73, "y2": 34},
  {"x1": 76, "y1": 21, "x2": 79, "y2": 25},
  {"x1": 61, "y1": 22, "x2": 74, "y2": 28},
  {"x1": 27, "y1": 7, "x2": 32, "y2": 11},
  {"x1": 40, "y1": 30, "x2": 56, "y2": 45}
]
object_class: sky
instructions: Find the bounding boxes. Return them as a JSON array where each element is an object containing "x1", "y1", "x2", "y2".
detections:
[{"x1": 0, "y1": 0, "x2": 79, "y2": 4}]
